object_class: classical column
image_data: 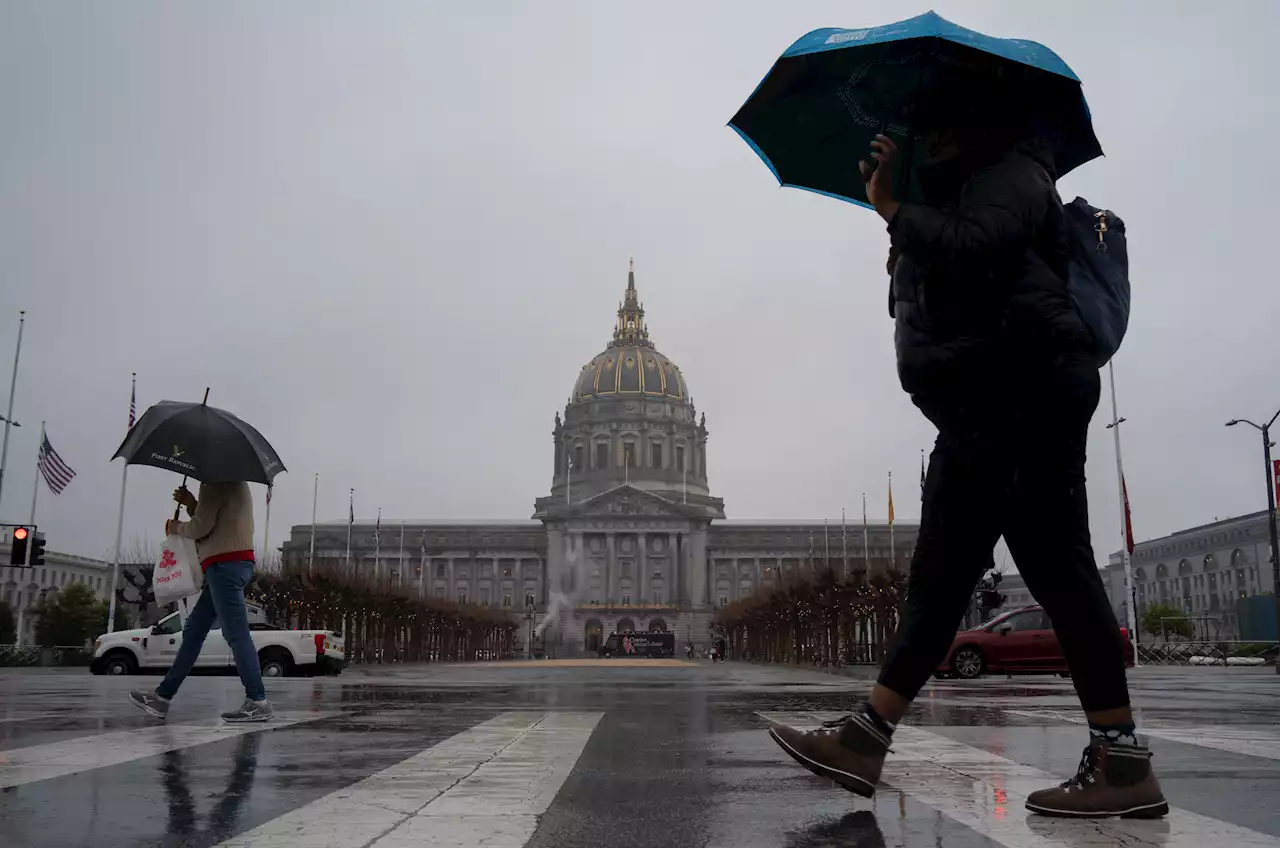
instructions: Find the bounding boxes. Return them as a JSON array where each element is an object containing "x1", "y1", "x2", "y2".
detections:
[
  {"x1": 546, "y1": 527, "x2": 564, "y2": 599},
  {"x1": 691, "y1": 528, "x2": 709, "y2": 608},
  {"x1": 637, "y1": 532, "x2": 647, "y2": 603},
  {"x1": 605, "y1": 532, "x2": 617, "y2": 606},
  {"x1": 447, "y1": 557, "x2": 457, "y2": 603},
  {"x1": 754, "y1": 558, "x2": 762, "y2": 594},
  {"x1": 668, "y1": 532, "x2": 680, "y2": 605}
]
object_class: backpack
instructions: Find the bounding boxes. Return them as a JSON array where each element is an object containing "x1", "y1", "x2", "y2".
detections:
[{"x1": 1062, "y1": 197, "x2": 1130, "y2": 367}]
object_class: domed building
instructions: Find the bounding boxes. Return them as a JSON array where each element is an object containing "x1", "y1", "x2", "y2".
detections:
[{"x1": 283, "y1": 262, "x2": 918, "y2": 655}]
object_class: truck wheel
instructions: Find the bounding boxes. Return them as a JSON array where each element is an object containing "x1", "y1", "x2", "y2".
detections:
[
  {"x1": 103, "y1": 651, "x2": 137, "y2": 676},
  {"x1": 259, "y1": 648, "x2": 294, "y2": 678}
]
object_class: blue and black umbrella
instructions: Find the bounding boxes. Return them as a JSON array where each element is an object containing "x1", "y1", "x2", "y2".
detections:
[{"x1": 729, "y1": 11, "x2": 1102, "y2": 209}]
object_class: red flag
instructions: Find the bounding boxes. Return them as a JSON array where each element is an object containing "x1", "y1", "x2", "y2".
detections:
[{"x1": 1122, "y1": 474, "x2": 1135, "y2": 555}]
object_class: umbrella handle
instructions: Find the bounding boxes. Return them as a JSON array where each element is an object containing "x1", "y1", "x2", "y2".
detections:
[
  {"x1": 173, "y1": 474, "x2": 189, "y2": 520},
  {"x1": 173, "y1": 388, "x2": 207, "y2": 520}
]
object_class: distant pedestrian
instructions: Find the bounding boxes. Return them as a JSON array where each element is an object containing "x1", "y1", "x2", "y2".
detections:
[
  {"x1": 130, "y1": 482, "x2": 273, "y2": 723},
  {"x1": 769, "y1": 93, "x2": 1164, "y2": 819}
]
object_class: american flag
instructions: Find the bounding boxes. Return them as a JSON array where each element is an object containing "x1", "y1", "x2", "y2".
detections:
[
  {"x1": 38, "y1": 433, "x2": 76, "y2": 495},
  {"x1": 128, "y1": 379, "x2": 137, "y2": 429}
]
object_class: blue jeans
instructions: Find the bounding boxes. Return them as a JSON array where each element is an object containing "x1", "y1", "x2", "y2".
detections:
[{"x1": 157, "y1": 560, "x2": 266, "y2": 702}]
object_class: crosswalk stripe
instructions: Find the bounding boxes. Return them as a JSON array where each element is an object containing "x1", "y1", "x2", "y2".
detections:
[
  {"x1": 0, "y1": 711, "x2": 334, "y2": 789},
  {"x1": 758, "y1": 711, "x2": 1280, "y2": 848},
  {"x1": 213, "y1": 711, "x2": 602, "y2": 848},
  {"x1": 1003, "y1": 708, "x2": 1280, "y2": 762}
]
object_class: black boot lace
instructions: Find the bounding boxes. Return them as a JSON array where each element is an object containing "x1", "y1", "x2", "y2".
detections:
[{"x1": 1060, "y1": 745, "x2": 1099, "y2": 791}]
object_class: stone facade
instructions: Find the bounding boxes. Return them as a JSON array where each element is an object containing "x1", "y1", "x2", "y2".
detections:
[
  {"x1": 1, "y1": 545, "x2": 114, "y2": 644},
  {"x1": 1102, "y1": 510, "x2": 1276, "y2": 640},
  {"x1": 281, "y1": 263, "x2": 919, "y2": 654}
]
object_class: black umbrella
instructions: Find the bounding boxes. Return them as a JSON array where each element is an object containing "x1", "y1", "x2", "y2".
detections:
[{"x1": 112, "y1": 400, "x2": 285, "y2": 485}]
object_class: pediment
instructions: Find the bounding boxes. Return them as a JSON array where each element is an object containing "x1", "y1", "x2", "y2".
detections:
[{"x1": 579, "y1": 486, "x2": 681, "y2": 518}]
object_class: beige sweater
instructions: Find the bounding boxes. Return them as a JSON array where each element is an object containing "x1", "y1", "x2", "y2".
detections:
[{"x1": 174, "y1": 481, "x2": 255, "y2": 565}]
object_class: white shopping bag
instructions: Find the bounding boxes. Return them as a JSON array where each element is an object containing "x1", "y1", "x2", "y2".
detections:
[{"x1": 153, "y1": 535, "x2": 202, "y2": 604}]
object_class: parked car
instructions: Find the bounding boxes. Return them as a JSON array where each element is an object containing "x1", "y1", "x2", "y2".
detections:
[
  {"x1": 90, "y1": 608, "x2": 345, "y2": 678},
  {"x1": 936, "y1": 605, "x2": 1134, "y2": 680}
]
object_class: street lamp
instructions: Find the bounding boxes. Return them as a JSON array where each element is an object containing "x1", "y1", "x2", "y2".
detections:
[
  {"x1": 523, "y1": 606, "x2": 535, "y2": 660},
  {"x1": 1225, "y1": 407, "x2": 1280, "y2": 672}
]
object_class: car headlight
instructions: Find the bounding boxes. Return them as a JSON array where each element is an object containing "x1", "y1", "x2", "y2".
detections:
[{"x1": 94, "y1": 639, "x2": 101, "y2": 651}]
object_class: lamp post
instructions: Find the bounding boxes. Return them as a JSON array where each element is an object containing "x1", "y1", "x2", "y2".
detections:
[
  {"x1": 524, "y1": 606, "x2": 535, "y2": 660},
  {"x1": 1225, "y1": 407, "x2": 1280, "y2": 670}
]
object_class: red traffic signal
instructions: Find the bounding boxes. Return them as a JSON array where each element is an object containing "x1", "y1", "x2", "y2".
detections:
[{"x1": 9, "y1": 526, "x2": 30, "y2": 566}]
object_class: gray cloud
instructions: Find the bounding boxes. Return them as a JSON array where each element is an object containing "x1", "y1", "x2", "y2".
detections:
[{"x1": 0, "y1": 1, "x2": 1275, "y2": 568}]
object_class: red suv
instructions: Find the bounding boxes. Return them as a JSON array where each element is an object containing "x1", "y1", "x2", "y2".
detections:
[{"x1": 936, "y1": 605, "x2": 1134, "y2": 679}]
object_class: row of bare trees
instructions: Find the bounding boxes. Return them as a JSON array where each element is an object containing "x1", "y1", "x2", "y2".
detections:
[
  {"x1": 245, "y1": 559, "x2": 518, "y2": 664},
  {"x1": 713, "y1": 564, "x2": 907, "y2": 667}
]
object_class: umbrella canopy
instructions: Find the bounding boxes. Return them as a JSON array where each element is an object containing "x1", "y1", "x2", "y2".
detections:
[
  {"x1": 112, "y1": 401, "x2": 285, "y2": 485},
  {"x1": 729, "y1": 11, "x2": 1101, "y2": 209}
]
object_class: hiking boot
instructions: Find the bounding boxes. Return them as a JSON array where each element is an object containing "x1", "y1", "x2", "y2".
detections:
[
  {"x1": 221, "y1": 699, "x2": 273, "y2": 723},
  {"x1": 129, "y1": 690, "x2": 170, "y2": 720},
  {"x1": 1025, "y1": 740, "x2": 1168, "y2": 818},
  {"x1": 768, "y1": 714, "x2": 889, "y2": 797}
]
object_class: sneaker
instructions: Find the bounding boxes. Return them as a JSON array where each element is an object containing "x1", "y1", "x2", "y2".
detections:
[
  {"x1": 129, "y1": 690, "x2": 170, "y2": 720},
  {"x1": 768, "y1": 714, "x2": 889, "y2": 798},
  {"x1": 1025, "y1": 740, "x2": 1169, "y2": 818},
  {"x1": 221, "y1": 699, "x2": 273, "y2": 723}
]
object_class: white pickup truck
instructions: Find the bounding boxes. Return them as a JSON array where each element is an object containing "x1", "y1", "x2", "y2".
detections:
[{"x1": 90, "y1": 599, "x2": 345, "y2": 678}]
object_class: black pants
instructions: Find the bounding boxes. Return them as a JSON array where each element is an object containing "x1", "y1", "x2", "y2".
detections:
[{"x1": 878, "y1": 359, "x2": 1130, "y2": 712}]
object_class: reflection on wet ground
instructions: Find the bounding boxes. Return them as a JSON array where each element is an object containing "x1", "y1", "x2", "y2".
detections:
[{"x1": 0, "y1": 662, "x2": 1276, "y2": 847}]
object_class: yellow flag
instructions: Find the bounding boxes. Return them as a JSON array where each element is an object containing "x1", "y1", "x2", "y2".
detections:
[{"x1": 888, "y1": 472, "x2": 895, "y2": 524}]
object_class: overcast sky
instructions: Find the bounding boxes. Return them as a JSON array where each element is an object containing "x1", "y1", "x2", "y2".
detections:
[{"x1": 1, "y1": 1, "x2": 1276, "y2": 568}]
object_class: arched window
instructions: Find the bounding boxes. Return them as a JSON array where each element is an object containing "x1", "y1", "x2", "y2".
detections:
[
  {"x1": 648, "y1": 617, "x2": 667, "y2": 633},
  {"x1": 1177, "y1": 559, "x2": 1193, "y2": 576},
  {"x1": 1203, "y1": 552, "x2": 1218, "y2": 571},
  {"x1": 1134, "y1": 566, "x2": 1146, "y2": 583},
  {"x1": 616, "y1": 617, "x2": 635, "y2": 634},
  {"x1": 1155, "y1": 562, "x2": 1168, "y2": 579}
]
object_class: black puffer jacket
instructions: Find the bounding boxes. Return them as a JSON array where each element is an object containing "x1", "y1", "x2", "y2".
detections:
[{"x1": 887, "y1": 143, "x2": 1093, "y2": 423}]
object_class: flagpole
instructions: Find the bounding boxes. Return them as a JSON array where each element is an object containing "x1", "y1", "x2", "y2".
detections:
[
  {"x1": 862, "y1": 493, "x2": 869, "y2": 571},
  {"x1": 399, "y1": 521, "x2": 405, "y2": 590},
  {"x1": 888, "y1": 471, "x2": 895, "y2": 570},
  {"x1": 1107, "y1": 360, "x2": 1138, "y2": 660},
  {"x1": 106, "y1": 373, "x2": 136, "y2": 634},
  {"x1": 823, "y1": 519, "x2": 830, "y2": 569},
  {"x1": 841, "y1": 508, "x2": 847, "y2": 580},
  {"x1": 419, "y1": 534, "x2": 426, "y2": 600},
  {"x1": 374, "y1": 508, "x2": 382, "y2": 583},
  {"x1": 566, "y1": 459, "x2": 572, "y2": 505},
  {"x1": 345, "y1": 489, "x2": 353, "y2": 573},
  {"x1": 308, "y1": 473, "x2": 318, "y2": 574},
  {"x1": 25, "y1": 421, "x2": 44, "y2": 568},
  {"x1": 0, "y1": 311, "x2": 25, "y2": 513}
]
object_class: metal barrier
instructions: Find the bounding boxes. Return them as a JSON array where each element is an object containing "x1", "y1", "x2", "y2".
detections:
[
  {"x1": 0, "y1": 646, "x2": 95, "y2": 667},
  {"x1": 1136, "y1": 641, "x2": 1278, "y2": 666}
]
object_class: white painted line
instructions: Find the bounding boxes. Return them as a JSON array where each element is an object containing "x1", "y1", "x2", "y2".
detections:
[
  {"x1": 758, "y1": 711, "x2": 1280, "y2": 847},
  {"x1": 1004, "y1": 708, "x2": 1280, "y2": 763},
  {"x1": 0, "y1": 711, "x2": 334, "y2": 789},
  {"x1": 213, "y1": 711, "x2": 602, "y2": 848}
]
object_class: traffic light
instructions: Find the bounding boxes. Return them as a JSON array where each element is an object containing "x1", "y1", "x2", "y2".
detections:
[
  {"x1": 9, "y1": 527, "x2": 28, "y2": 566},
  {"x1": 30, "y1": 533, "x2": 46, "y2": 567}
]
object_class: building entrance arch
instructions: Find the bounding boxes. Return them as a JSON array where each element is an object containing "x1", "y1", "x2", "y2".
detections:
[{"x1": 584, "y1": 619, "x2": 604, "y2": 653}]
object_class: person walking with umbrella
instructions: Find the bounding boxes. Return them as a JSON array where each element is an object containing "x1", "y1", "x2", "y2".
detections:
[
  {"x1": 736, "y1": 13, "x2": 1165, "y2": 819},
  {"x1": 117, "y1": 398, "x2": 285, "y2": 723}
]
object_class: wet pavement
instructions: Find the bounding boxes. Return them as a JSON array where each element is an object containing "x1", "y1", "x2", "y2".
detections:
[{"x1": 0, "y1": 661, "x2": 1277, "y2": 847}]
